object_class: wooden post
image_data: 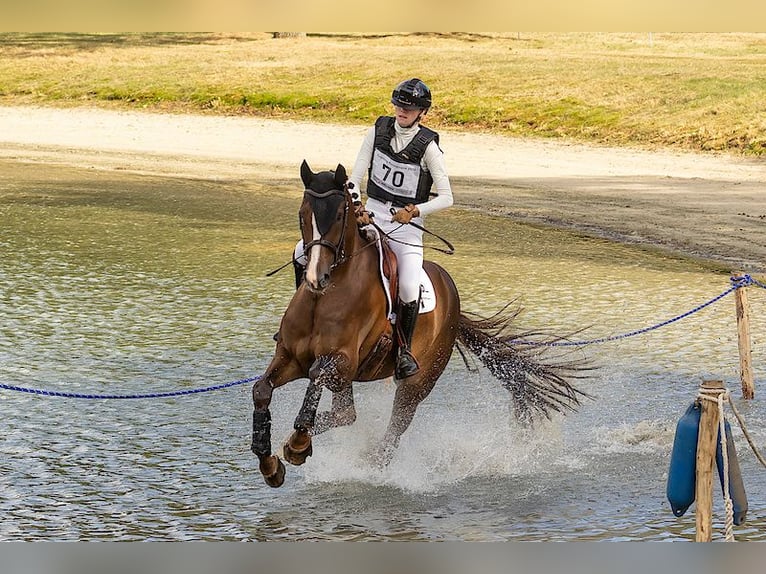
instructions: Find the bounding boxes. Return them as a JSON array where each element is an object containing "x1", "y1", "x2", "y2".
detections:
[
  {"x1": 734, "y1": 273, "x2": 755, "y2": 399},
  {"x1": 695, "y1": 379, "x2": 723, "y2": 542}
]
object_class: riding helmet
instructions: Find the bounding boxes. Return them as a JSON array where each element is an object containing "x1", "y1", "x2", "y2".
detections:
[{"x1": 391, "y1": 78, "x2": 432, "y2": 110}]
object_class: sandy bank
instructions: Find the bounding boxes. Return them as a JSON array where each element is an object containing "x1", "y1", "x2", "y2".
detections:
[{"x1": 1, "y1": 105, "x2": 764, "y2": 272}]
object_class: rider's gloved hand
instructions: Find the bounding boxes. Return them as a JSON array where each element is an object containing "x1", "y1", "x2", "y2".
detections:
[
  {"x1": 391, "y1": 203, "x2": 419, "y2": 224},
  {"x1": 354, "y1": 203, "x2": 373, "y2": 226}
]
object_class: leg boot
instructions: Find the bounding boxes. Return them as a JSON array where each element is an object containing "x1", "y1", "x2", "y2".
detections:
[
  {"x1": 394, "y1": 299, "x2": 420, "y2": 379},
  {"x1": 274, "y1": 260, "x2": 306, "y2": 341}
]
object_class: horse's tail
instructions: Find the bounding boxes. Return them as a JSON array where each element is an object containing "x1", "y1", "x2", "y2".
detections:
[{"x1": 455, "y1": 303, "x2": 594, "y2": 424}]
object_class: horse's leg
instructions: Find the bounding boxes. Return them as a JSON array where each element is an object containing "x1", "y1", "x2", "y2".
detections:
[
  {"x1": 372, "y1": 374, "x2": 437, "y2": 467},
  {"x1": 313, "y1": 384, "x2": 356, "y2": 435},
  {"x1": 251, "y1": 354, "x2": 302, "y2": 488},
  {"x1": 282, "y1": 376, "x2": 322, "y2": 466},
  {"x1": 251, "y1": 375, "x2": 286, "y2": 487},
  {"x1": 282, "y1": 353, "x2": 353, "y2": 465}
]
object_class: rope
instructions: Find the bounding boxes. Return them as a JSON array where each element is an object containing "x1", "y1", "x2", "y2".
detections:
[
  {"x1": 726, "y1": 393, "x2": 766, "y2": 469},
  {"x1": 698, "y1": 387, "x2": 735, "y2": 542},
  {"x1": 516, "y1": 274, "x2": 761, "y2": 347},
  {"x1": 0, "y1": 375, "x2": 258, "y2": 400},
  {"x1": 697, "y1": 387, "x2": 766, "y2": 471},
  {"x1": 697, "y1": 384, "x2": 766, "y2": 542},
  {"x1": 2, "y1": 276, "x2": 762, "y2": 398}
]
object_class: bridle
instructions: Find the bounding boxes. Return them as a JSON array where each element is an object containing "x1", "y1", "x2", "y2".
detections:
[{"x1": 301, "y1": 185, "x2": 351, "y2": 272}]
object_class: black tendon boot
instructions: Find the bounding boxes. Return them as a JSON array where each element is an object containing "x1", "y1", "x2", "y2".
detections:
[
  {"x1": 274, "y1": 260, "x2": 306, "y2": 341},
  {"x1": 395, "y1": 299, "x2": 420, "y2": 379}
]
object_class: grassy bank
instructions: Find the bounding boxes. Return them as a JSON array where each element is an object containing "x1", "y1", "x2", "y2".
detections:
[{"x1": 1, "y1": 32, "x2": 765, "y2": 155}]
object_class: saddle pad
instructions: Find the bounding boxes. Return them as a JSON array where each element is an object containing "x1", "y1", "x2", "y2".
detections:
[{"x1": 418, "y1": 268, "x2": 436, "y2": 314}]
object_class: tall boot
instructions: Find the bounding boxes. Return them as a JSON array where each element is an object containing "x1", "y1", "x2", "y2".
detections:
[
  {"x1": 274, "y1": 260, "x2": 306, "y2": 341},
  {"x1": 394, "y1": 299, "x2": 420, "y2": 379},
  {"x1": 293, "y1": 259, "x2": 305, "y2": 290}
]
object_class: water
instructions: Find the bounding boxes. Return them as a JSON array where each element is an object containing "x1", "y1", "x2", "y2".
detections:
[{"x1": 1, "y1": 160, "x2": 765, "y2": 541}]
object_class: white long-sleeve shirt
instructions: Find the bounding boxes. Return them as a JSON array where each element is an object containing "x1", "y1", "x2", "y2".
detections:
[{"x1": 349, "y1": 119, "x2": 453, "y2": 218}]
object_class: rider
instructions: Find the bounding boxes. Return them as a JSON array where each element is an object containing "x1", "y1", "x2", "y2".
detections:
[{"x1": 347, "y1": 78, "x2": 454, "y2": 380}]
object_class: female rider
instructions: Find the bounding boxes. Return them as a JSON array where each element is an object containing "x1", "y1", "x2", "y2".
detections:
[{"x1": 347, "y1": 78, "x2": 454, "y2": 379}]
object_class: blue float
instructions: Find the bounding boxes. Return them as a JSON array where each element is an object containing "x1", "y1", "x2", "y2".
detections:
[
  {"x1": 666, "y1": 401, "x2": 748, "y2": 525},
  {"x1": 667, "y1": 402, "x2": 700, "y2": 517},
  {"x1": 716, "y1": 418, "x2": 748, "y2": 525}
]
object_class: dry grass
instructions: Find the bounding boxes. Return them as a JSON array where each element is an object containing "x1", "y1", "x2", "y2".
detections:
[{"x1": 1, "y1": 32, "x2": 765, "y2": 155}]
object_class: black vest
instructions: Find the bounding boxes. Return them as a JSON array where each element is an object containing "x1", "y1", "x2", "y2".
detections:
[{"x1": 366, "y1": 116, "x2": 439, "y2": 206}]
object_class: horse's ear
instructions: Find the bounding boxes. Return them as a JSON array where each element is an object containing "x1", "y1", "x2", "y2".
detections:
[
  {"x1": 300, "y1": 160, "x2": 313, "y2": 188},
  {"x1": 334, "y1": 164, "x2": 347, "y2": 188}
]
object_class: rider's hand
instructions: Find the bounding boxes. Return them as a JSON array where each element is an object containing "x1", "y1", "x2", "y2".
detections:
[
  {"x1": 355, "y1": 203, "x2": 373, "y2": 226},
  {"x1": 391, "y1": 204, "x2": 419, "y2": 224}
]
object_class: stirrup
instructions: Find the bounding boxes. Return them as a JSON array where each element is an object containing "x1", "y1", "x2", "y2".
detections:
[{"x1": 395, "y1": 349, "x2": 420, "y2": 379}]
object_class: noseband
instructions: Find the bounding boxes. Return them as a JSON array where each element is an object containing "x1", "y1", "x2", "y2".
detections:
[{"x1": 301, "y1": 186, "x2": 351, "y2": 271}]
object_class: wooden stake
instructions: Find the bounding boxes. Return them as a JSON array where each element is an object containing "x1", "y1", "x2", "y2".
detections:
[
  {"x1": 695, "y1": 379, "x2": 723, "y2": 542},
  {"x1": 734, "y1": 274, "x2": 755, "y2": 399}
]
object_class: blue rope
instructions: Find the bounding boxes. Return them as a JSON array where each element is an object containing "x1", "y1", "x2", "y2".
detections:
[
  {"x1": 2, "y1": 276, "x2": 764, "y2": 398},
  {"x1": 751, "y1": 275, "x2": 766, "y2": 290},
  {"x1": 0, "y1": 375, "x2": 259, "y2": 400},
  {"x1": 516, "y1": 274, "x2": 761, "y2": 347}
]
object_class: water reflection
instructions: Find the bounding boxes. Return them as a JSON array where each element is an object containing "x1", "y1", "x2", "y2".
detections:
[{"x1": 1, "y1": 160, "x2": 764, "y2": 541}]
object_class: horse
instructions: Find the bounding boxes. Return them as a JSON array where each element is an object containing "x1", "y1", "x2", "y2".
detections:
[{"x1": 251, "y1": 160, "x2": 591, "y2": 487}]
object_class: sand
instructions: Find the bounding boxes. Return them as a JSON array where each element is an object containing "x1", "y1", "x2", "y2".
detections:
[{"x1": 1, "y1": 104, "x2": 764, "y2": 272}]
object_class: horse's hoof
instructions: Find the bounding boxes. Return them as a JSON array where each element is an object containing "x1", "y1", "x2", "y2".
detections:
[
  {"x1": 261, "y1": 455, "x2": 286, "y2": 488},
  {"x1": 283, "y1": 440, "x2": 313, "y2": 466},
  {"x1": 367, "y1": 444, "x2": 395, "y2": 469}
]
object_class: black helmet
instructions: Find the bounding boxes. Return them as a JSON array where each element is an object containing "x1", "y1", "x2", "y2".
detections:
[{"x1": 391, "y1": 78, "x2": 432, "y2": 110}]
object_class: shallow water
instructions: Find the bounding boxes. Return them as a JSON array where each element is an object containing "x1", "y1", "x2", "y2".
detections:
[{"x1": 1, "y1": 160, "x2": 765, "y2": 541}]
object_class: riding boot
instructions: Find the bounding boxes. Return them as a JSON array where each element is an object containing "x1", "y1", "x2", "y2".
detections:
[
  {"x1": 293, "y1": 259, "x2": 305, "y2": 290},
  {"x1": 394, "y1": 299, "x2": 420, "y2": 379},
  {"x1": 274, "y1": 260, "x2": 306, "y2": 341}
]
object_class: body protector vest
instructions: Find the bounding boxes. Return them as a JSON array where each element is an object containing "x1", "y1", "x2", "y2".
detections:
[{"x1": 366, "y1": 116, "x2": 440, "y2": 206}]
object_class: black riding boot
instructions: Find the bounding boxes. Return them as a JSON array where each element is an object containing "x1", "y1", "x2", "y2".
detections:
[
  {"x1": 293, "y1": 259, "x2": 305, "y2": 290},
  {"x1": 274, "y1": 260, "x2": 306, "y2": 341},
  {"x1": 395, "y1": 299, "x2": 420, "y2": 379}
]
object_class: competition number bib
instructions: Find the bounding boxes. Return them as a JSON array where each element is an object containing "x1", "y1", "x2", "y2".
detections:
[{"x1": 370, "y1": 149, "x2": 420, "y2": 199}]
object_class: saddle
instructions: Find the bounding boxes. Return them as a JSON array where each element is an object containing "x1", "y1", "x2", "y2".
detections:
[{"x1": 380, "y1": 237, "x2": 399, "y2": 312}]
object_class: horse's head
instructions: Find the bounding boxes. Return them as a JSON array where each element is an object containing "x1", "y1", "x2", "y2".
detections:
[{"x1": 298, "y1": 159, "x2": 352, "y2": 293}]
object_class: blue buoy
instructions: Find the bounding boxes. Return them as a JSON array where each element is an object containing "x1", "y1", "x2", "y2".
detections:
[
  {"x1": 666, "y1": 402, "x2": 700, "y2": 517},
  {"x1": 716, "y1": 418, "x2": 748, "y2": 525}
]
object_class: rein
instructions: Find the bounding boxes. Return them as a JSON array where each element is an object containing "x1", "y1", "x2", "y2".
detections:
[
  {"x1": 265, "y1": 188, "x2": 455, "y2": 278},
  {"x1": 390, "y1": 220, "x2": 455, "y2": 255},
  {"x1": 378, "y1": 208, "x2": 455, "y2": 255}
]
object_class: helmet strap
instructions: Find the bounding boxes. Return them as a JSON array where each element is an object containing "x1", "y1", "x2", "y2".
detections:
[{"x1": 401, "y1": 109, "x2": 426, "y2": 129}]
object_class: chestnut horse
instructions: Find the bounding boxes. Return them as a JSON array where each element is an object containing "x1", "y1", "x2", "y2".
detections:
[{"x1": 251, "y1": 160, "x2": 589, "y2": 487}]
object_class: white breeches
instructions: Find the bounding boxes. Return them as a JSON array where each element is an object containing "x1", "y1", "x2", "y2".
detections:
[{"x1": 365, "y1": 198, "x2": 423, "y2": 304}]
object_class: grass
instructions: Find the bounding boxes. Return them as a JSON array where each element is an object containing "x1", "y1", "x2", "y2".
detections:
[{"x1": 0, "y1": 32, "x2": 765, "y2": 155}]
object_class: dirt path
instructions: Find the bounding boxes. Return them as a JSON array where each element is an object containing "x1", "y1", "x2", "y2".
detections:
[{"x1": 1, "y1": 104, "x2": 765, "y2": 272}]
